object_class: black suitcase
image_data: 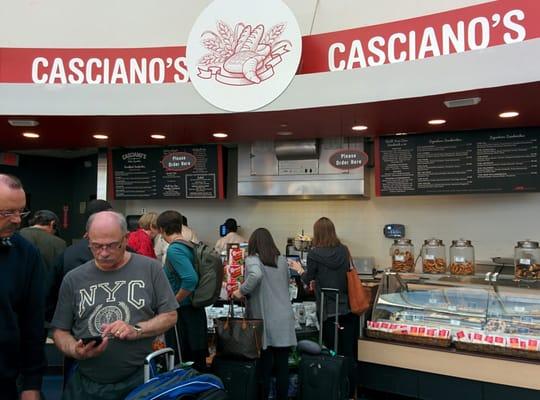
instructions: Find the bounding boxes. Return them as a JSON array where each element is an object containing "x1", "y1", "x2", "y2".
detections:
[
  {"x1": 298, "y1": 288, "x2": 349, "y2": 400},
  {"x1": 211, "y1": 357, "x2": 259, "y2": 400}
]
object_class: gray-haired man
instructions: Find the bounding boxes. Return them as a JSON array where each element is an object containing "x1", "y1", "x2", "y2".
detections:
[{"x1": 52, "y1": 211, "x2": 178, "y2": 399}]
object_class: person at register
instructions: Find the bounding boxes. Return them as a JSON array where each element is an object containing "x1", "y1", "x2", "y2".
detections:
[{"x1": 215, "y1": 218, "x2": 246, "y2": 254}]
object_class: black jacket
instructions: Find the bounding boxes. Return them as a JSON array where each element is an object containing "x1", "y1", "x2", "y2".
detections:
[
  {"x1": 302, "y1": 244, "x2": 350, "y2": 320},
  {"x1": 0, "y1": 233, "x2": 46, "y2": 391}
]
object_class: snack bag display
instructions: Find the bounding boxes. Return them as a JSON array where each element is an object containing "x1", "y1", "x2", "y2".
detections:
[{"x1": 225, "y1": 245, "x2": 245, "y2": 298}]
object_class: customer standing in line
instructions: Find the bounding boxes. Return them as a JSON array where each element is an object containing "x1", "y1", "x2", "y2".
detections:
[
  {"x1": 127, "y1": 212, "x2": 159, "y2": 258},
  {"x1": 157, "y1": 210, "x2": 207, "y2": 371},
  {"x1": 0, "y1": 174, "x2": 45, "y2": 400},
  {"x1": 154, "y1": 214, "x2": 199, "y2": 264},
  {"x1": 232, "y1": 227, "x2": 297, "y2": 400},
  {"x1": 289, "y1": 216, "x2": 358, "y2": 399},
  {"x1": 19, "y1": 209, "x2": 66, "y2": 323}
]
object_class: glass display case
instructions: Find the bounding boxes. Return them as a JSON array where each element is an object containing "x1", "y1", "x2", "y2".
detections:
[{"x1": 367, "y1": 272, "x2": 540, "y2": 360}]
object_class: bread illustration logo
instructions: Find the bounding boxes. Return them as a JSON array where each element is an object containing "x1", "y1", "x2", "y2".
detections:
[
  {"x1": 186, "y1": 0, "x2": 302, "y2": 112},
  {"x1": 197, "y1": 21, "x2": 291, "y2": 86}
]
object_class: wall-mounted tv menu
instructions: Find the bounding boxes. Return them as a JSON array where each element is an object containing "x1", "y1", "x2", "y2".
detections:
[
  {"x1": 112, "y1": 145, "x2": 223, "y2": 199},
  {"x1": 376, "y1": 128, "x2": 539, "y2": 196}
]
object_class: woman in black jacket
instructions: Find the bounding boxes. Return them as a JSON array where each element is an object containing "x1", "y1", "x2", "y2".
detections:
[{"x1": 290, "y1": 217, "x2": 358, "y2": 398}]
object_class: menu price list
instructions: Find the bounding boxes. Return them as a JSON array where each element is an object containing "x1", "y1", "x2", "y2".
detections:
[
  {"x1": 113, "y1": 145, "x2": 221, "y2": 199},
  {"x1": 378, "y1": 129, "x2": 540, "y2": 196}
]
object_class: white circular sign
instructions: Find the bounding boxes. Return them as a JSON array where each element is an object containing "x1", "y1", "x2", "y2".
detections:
[{"x1": 186, "y1": 0, "x2": 302, "y2": 112}]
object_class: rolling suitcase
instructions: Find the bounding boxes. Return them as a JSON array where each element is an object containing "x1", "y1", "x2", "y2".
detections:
[
  {"x1": 126, "y1": 347, "x2": 228, "y2": 400},
  {"x1": 298, "y1": 288, "x2": 349, "y2": 400},
  {"x1": 211, "y1": 356, "x2": 260, "y2": 400}
]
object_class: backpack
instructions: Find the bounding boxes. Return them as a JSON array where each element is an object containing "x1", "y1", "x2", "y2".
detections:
[{"x1": 167, "y1": 240, "x2": 224, "y2": 308}]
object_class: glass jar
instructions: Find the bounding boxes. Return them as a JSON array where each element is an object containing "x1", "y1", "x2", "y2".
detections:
[
  {"x1": 422, "y1": 238, "x2": 447, "y2": 274},
  {"x1": 449, "y1": 239, "x2": 475, "y2": 275},
  {"x1": 390, "y1": 238, "x2": 415, "y2": 272},
  {"x1": 514, "y1": 240, "x2": 540, "y2": 281}
]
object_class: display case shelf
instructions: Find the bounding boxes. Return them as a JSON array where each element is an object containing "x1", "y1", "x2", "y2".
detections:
[{"x1": 369, "y1": 272, "x2": 540, "y2": 360}]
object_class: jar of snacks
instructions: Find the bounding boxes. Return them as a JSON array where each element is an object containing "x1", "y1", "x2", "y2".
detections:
[
  {"x1": 449, "y1": 239, "x2": 475, "y2": 275},
  {"x1": 390, "y1": 238, "x2": 415, "y2": 272},
  {"x1": 421, "y1": 238, "x2": 447, "y2": 274},
  {"x1": 514, "y1": 240, "x2": 540, "y2": 281}
]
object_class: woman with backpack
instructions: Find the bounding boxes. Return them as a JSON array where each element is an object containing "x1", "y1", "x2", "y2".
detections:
[
  {"x1": 232, "y1": 228, "x2": 297, "y2": 400},
  {"x1": 289, "y1": 217, "x2": 358, "y2": 399},
  {"x1": 157, "y1": 210, "x2": 208, "y2": 372}
]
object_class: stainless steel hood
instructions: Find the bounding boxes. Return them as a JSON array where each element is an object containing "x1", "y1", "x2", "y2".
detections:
[{"x1": 237, "y1": 137, "x2": 367, "y2": 197}]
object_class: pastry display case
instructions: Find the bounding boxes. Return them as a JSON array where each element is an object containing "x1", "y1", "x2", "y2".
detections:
[{"x1": 367, "y1": 272, "x2": 540, "y2": 360}]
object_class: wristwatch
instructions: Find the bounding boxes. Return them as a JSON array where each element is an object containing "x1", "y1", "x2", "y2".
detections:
[{"x1": 133, "y1": 324, "x2": 143, "y2": 336}]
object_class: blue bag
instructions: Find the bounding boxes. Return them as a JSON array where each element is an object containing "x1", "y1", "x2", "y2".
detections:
[
  {"x1": 126, "y1": 347, "x2": 225, "y2": 400},
  {"x1": 126, "y1": 368, "x2": 225, "y2": 400}
]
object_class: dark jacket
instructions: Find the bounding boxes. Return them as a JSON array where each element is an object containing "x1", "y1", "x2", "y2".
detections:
[
  {"x1": 0, "y1": 233, "x2": 46, "y2": 391},
  {"x1": 61, "y1": 238, "x2": 93, "y2": 276},
  {"x1": 301, "y1": 244, "x2": 350, "y2": 320},
  {"x1": 19, "y1": 227, "x2": 66, "y2": 322}
]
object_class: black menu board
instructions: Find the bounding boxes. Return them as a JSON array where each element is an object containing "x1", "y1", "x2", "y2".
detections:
[
  {"x1": 377, "y1": 128, "x2": 539, "y2": 196},
  {"x1": 113, "y1": 145, "x2": 223, "y2": 199}
]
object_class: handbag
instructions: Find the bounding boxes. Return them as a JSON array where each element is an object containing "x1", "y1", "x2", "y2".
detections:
[
  {"x1": 214, "y1": 301, "x2": 263, "y2": 359},
  {"x1": 345, "y1": 249, "x2": 370, "y2": 315}
]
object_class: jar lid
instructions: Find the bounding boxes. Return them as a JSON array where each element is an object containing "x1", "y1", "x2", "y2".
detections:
[
  {"x1": 424, "y1": 238, "x2": 444, "y2": 246},
  {"x1": 451, "y1": 238, "x2": 472, "y2": 247},
  {"x1": 394, "y1": 238, "x2": 412, "y2": 245},
  {"x1": 516, "y1": 239, "x2": 539, "y2": 249}
]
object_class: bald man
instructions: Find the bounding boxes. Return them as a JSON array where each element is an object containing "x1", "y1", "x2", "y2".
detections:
[
  {"x1": 0, "y1": 174, "x2": 45, "y2": 400},
  {"x1": 51, "y1": 211, "x2": 178, "y2": 399}
]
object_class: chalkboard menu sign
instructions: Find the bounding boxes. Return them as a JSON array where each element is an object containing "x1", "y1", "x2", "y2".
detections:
[
  {"x1": 376, "y1": 129, "x2": 539, "y2": 196},
  {"x1": 112, "y1": 145, "x2": 223, "y2": 199}
]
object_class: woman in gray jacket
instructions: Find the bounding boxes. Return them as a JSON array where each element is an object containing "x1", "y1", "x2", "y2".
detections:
[{"x1": 232, "y1": 227, "x2": 297, "y2": 400}]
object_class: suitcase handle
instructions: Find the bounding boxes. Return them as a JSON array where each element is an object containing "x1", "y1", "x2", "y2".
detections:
[
  {"x1": 144, "y1": 347, "x2": 175, "y2": 382},
  {"x1": 320, "y1": 288, "x2": 340, "y2": 352}
]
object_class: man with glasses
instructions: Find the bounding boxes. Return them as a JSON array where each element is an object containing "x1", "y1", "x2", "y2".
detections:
[
  {"x1": 0, "y1": 174, "x2": 46, "y2": 400},
  {"x1": 51, "y1": 211, "x2": 178, "y2": 399}
]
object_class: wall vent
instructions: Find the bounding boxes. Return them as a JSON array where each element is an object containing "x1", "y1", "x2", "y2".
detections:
[{"x1": 443, "y1": 97, "x2": 481, "y2": 108}]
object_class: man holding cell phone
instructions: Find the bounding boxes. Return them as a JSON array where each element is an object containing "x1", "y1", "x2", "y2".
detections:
[{"x1": 51, "y1": 211, "x2": 178, "y2": 399}]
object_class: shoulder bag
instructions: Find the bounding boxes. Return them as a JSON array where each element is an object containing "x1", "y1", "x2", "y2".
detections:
[
  {"x1": 345, "y1": 248, "x2": 370, "y2": 315},
  {"x1": 214, "y1": 301, "x2": 263, "y2": 359}
]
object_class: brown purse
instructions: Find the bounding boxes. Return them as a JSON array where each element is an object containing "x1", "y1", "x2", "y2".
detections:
[
  {"x1": 214, "y1": 301, "x2": 263, "y2": 359},
  {"x1": 346, "y1": 248, "x2": 370, "y2": 315}
]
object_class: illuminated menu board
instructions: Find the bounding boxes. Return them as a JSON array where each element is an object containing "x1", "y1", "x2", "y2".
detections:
[
  {"x1": 377, "y1": 129, "x2": 539, "y2": 196},
  {"x1": 113, "y1": 145, "x2": 223, "y2": 199}
]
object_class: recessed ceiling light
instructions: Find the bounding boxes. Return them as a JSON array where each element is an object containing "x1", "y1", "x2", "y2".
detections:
[
  {"x1": 395, "y1": 132, "x2": 408, "y2": 136},
  {"x1": 212, "y1": 132, "x2": 228, "y2": 138},
  {"x1": 9, "y1": 119, "x2": 39, "y2": 127},
  {"x1": 22, "y1": 132, "x2": 40, "y2": 138},
  {"x1": 428, "y1": 119, "x2": 446, "y2": 125},
  {"x1": 352, "y1": 125, "x2": 368, "y2": 131},
  {"x1": 499, "y1": 111, "x2": 519, "y2": 118},
  {"x1": 276, "y1": 131, "x2": 293, "y2": 136},
  {"x1": 151, "y1": 134, "x2": 166, "y2": 139},
  {"x1": 93, "y1": 134, "x2": 109, "y2": 140}
]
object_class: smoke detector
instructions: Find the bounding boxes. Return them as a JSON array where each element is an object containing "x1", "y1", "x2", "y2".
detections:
[
  {"x1": 443, "y1": 97, "x2": 481, "y2": 108},
  {"x1": 8, "y1": 119, "x2": 39, "y2": 127}
]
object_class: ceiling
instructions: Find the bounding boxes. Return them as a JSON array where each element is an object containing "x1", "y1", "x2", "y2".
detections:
[{"x1": 1, "y1": 81, "x2": 539, "y2": 156}]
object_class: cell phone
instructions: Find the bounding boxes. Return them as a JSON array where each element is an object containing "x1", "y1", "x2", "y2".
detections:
[{"x1": 80, "y1": 336, "x2": 103, "y2": 346}]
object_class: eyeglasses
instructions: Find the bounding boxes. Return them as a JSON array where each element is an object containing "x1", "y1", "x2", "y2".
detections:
[
  {"x1": 88, "y1": 240, "x2": 124, "y2": 252},
  {"x1": 0, "y1": 209, "x2": 31, "y2": 219}
]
